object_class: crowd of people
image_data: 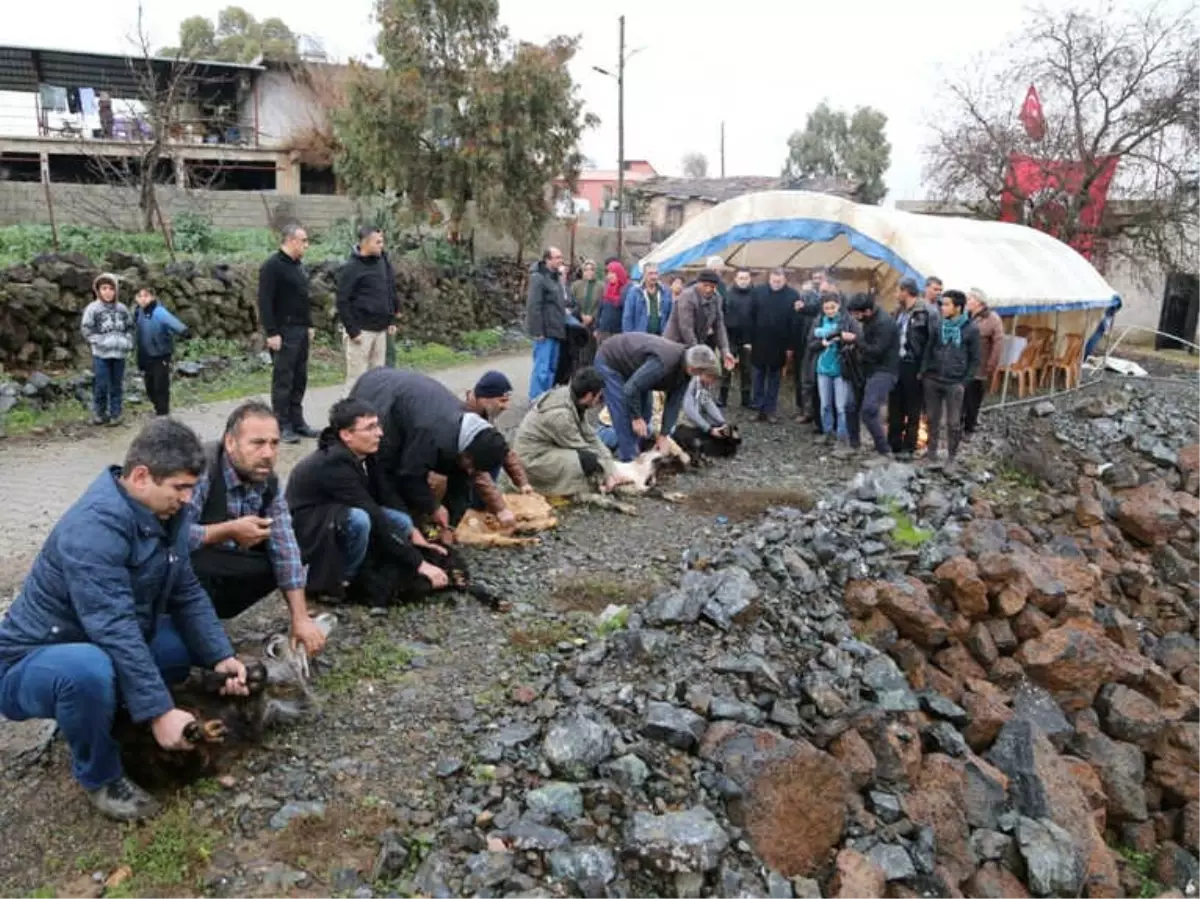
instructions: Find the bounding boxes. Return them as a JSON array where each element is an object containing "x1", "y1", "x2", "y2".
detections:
[
  {"x1": 0, "y1": 226, "x2": 1007, "y2": 823},
  {"x1": 524, "y1": 248, "x2": 1005, "y2": 464}
]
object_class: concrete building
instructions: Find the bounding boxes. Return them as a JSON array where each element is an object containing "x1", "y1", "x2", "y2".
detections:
[
  {"x1": 0, "y1": 44, "x2": 340, "y2": 196},
  {"x1": 555, "y1": 160, "x2": 658, "y2": 226}
]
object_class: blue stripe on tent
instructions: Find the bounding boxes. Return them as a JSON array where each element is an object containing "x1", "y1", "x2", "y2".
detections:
[
  {"x1": 635, "y1": 217, "x2": 924, "y2": 288},
  {"x1": 635, "y1": 217, "x2": 1123, "y2": 315},
  {"x1": 996, "y1": 296, "x2": 1121, "y2": 317}
]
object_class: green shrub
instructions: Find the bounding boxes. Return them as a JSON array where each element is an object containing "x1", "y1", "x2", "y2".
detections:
[{"x1": 170, "y1": 212, "x2": 214, "y2": 254}]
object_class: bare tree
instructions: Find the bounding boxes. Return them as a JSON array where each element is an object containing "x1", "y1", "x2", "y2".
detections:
[
  {"x1": 681, "y1": 152, "x2": 709, "y2": 178},
  {"x1": 71, "y1": 3, "x2": 224, "y2": 243},
  {"x1": 924, "y1": 2, "x2": 1198, "y2": 272}
]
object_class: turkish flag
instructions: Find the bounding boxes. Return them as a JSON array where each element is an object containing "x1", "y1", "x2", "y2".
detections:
[
  {"x1": 1000, "y1": 153, "x2": 1120, "y2": 262},
  {"x1": 1019, "y1": 84, "x2": 1046, "y2": 142}
]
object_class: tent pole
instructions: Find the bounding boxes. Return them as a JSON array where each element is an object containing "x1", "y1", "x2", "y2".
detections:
[
  {"x1": 1050, "y1": 309, "x2": 1060, "y2": 395},
  {"x1": 1000, "y1": 313, "x2": 1018, "y2": 406}
]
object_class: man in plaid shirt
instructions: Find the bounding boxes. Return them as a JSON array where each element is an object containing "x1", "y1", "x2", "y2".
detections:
[{"x1": 188, "y1": 401, "x2": 326, "y2": 655}]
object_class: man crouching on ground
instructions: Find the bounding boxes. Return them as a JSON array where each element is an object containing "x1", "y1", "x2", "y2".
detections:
[
  {"x1": 187, "y1": 401, "x2": 327, "y2": 655},
  {"x1": 287, "y1": 398, "x2": 450, "y2": 597},
  {"x1": 0, "y1": 418, "x2": 248, "y2": 821},
  {"x1": 512, "y1": 367, "x2": 632, "y2": 497}
]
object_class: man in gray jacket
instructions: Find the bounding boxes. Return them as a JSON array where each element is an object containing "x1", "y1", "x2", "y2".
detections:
[
  {"x1": 664, "y1": 269, "x2": 736, "y2": 372},
  {"x1": 526, "y1": 246, "x2": 567, "y2": 400}
]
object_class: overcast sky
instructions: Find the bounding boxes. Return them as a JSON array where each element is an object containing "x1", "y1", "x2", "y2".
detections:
[{"x1": 0, "y1": 0, "x2": 1154, "y2": 202}]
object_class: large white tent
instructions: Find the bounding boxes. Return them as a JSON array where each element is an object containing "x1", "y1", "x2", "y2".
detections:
[{"x1": 632, "y1": 190, "x2": 1121, "y2": 318}]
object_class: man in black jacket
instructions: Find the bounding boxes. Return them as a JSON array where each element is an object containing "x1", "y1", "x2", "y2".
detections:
[
  {"x1": 349, "y1": 369, "x2": 514, "y2": 537},
  {"x1": 719, "y1": 268, "x2": 755, "y2": 408},
  {"x1": 258, "y1": 224, "x2": 317, "y2": 444},
  {"x1": 844, "y1": 293, "x2": 900, "y2": 456},
  {"x1": 526, "y1": 246, "x2": 567, "y2": 400},
  {"x1": 286, "y1": 398, "x2": 449, "y2": 597},
  {"x1": 922, "y1": 290, "x2": 980, "y2": 462},
  {"x1": 337, "y1": 226, "x2": 399, "y2": 388},
  {"x1": 888, "y1": 277, "x2": 936, "y2": 458}
]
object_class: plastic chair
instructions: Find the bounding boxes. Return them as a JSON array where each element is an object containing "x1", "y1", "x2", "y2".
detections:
[
  {"x1": 1041, "y1": 333, "x2": 1085, "y2": 390},
  {"x1": 992, "y1": 336, "x2": 1043, "y2": 398}
]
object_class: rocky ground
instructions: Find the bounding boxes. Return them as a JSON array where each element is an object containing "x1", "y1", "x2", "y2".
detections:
[{"x1": 0, "y1": 369, "x2": 1197, "y2": 899}]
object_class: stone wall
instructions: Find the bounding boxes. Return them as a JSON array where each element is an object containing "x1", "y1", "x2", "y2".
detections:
[
  {"x1": 0, "y1": 251, "x2": 529, "y2": 370},
  {"x1": 0, "y1": 183, "x2": 651, "y2": 263}
]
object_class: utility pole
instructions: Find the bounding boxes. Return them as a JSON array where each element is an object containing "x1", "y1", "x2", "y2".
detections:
[
  {"x1": 720, "y1": 120, "x2": 725, "y2": 177},
  {"x1": 616, "y1": 14, "x2": 626, "y2": 259}
]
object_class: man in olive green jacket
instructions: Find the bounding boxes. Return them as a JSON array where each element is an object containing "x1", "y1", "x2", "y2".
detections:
[{"x1": 511, "y1": 368, "x2": 626, "y2": 496}]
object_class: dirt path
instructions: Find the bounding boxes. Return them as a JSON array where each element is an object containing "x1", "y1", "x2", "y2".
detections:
[
  {"x1": 0, "y1": 355, "x2": 532, "y2": 596},
  {"x1": 0, "y1": 395, "x2": 850, "y2": 898}
]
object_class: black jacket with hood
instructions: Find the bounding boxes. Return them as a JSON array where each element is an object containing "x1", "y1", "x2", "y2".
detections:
[
  {"x1": 859, "y1": 307, "x2": 901, "y2": 377},
  {"x1": 336, "y1": 248, "x2": 399, "y2": 337},
  {"x1": 286, "y1": 429, "x2": 423, "y2": 597}
]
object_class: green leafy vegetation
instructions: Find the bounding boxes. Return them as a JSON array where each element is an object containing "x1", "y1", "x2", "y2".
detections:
[
  {"x1": 105, "y1": 803, "x2": 220, "y2": 898},
  {"x1": 884, "y1": 500, "x2": 933, "y2": 548},
  {"x1": 322, "y1": 632, "x2": 414, "y2": 695},
  {"x1": 1117, "y1": 846, "x2": 1165, "y2": 899},
  {"x1": 0, "y1": 222, "x2": 480, "y2": 269},
  {"x1": 390, "y1": 342, "x2": 471, "y2": 370}
]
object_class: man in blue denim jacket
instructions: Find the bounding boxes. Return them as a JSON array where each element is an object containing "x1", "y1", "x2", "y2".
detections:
[{"x1": 0, "y1": 418, "x2": 248, "y2": 821}]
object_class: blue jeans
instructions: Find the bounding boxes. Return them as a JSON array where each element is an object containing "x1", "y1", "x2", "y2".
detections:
[
  {"x1": 849, "y1": 371, "x2": 897, "y2": 453},
  {"x1": 92, "y1": 357, "x2": 126, "y2": 420},
  {"x1": 342, "y1": 507, "x2": 416, "y2": 580},
  {"x1": 817, "y1": 373, "x2": 851, "y2": 440},
  {"x1": 596, "y1": 360, "x2": 650, "y2": 462},
  {"x1": 751, "y1": 366, "x2": 782, "y2": 415},
  {"x1": 529, "y1": 339, "x2": 562, "y2": 400},
  {"x1": 0, "y1": 617, "x2": 199, "y2": 790}
]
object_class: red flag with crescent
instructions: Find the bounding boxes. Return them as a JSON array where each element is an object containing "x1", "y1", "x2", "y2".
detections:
[{"x1": 1019, "y1": 84, "x2": 1046, "y2": 142}]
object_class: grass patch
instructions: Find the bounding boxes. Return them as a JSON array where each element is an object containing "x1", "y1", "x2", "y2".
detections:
[
  {"x1": 391, "y1": 342, "x2": 471, "y2": 370},
  {"x1": 323, "y1": 632, "x2": 414, "y2": 696},
  {"x1": 997, "y1": 464, "x2": 1042, "y2": 491},
  {"x1": 459, "y1": 328, "x2": 504, "y2": 353},
  {"x1": 1117, "y1": 846, "x2": 1165, "y2": 899},
  {"x1": 271, "y1": 803, "x2": 392, "y2": 882},
  {"x1": 105, "y1": 803, "x2": 220, "y2": 898},
  {"x1": 507, "y1": 620, "x2": 575, "y2": 654},
  {"x1": 885, "y1": 500, "x2": 933, "y2": 548},
  {"x1": 682, "y1": 487, "x2": 814, "y2": 522},
  {"x1": 549, "y1": 573, "x2": 658, "y2": 613}
]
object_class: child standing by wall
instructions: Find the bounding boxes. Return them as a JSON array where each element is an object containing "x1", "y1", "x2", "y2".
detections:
[
  {"x1": 80, "y1": 273, "x2": 134, "y2": 426},
  {"x1": 133, "y1": 286, "x2": 188, "y2": 416}
]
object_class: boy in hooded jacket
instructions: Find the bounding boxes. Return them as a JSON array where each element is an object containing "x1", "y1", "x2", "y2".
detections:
[
  {"x1": 133, "y1": 287, "x2": 189, "y2": 416},
  {"x1": 81, "y1": 273, "x2": 135, "y2": 426}
]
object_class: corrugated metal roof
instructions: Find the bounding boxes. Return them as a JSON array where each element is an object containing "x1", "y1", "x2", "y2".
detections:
[{"x1": 0, "y1": 44, "x2": 263, "y2": 95}]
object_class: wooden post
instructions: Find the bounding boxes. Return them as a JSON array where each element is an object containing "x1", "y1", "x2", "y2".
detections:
[{"x1": 39, "y1": 152, "x2": 59, "y2": 251}]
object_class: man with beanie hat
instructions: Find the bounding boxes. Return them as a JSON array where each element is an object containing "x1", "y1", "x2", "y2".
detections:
[
  {"x1": 351, "y1": 369, "x2": 518, "y2": 535},
  {"x1": 664, "y1": 270, "x2": 736, "y2": 371},
  {"x1": 462, "y1": 370, "x2": 533, "y2": 501}
]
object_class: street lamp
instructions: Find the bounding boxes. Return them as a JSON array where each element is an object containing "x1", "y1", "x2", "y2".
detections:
[{"x1": 591, "y1": 16, "x2": 646, "y2": 259}]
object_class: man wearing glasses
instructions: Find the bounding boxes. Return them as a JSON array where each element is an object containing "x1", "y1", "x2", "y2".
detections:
[
  {"x1": 286, "y1": 397, "x2": 450, "y2": 600},
  {"x1": 258, "y1": 224, "x2": 319, "y2": 444}
]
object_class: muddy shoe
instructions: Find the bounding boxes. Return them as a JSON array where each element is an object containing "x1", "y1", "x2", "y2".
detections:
[
  {"x1": 87, "y1": 775, "x2": 161, "y2": 821},
  {"x1": 89, "y1": 413, "x2": 108, "y2": 426}
]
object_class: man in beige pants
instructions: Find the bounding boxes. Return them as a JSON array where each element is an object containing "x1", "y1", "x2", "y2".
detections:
[{"x1": 337, "y1": 225, "x2": 399, "y2": 387}]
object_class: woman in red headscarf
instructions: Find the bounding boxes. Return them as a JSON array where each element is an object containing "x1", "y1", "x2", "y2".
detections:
[{"x1": 594, "y1": 260, "x2": 628, "y2": 345}]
